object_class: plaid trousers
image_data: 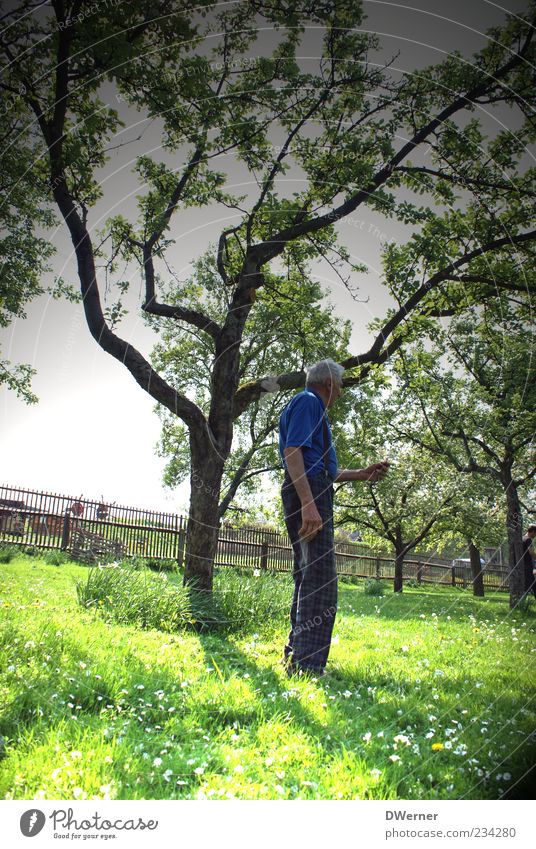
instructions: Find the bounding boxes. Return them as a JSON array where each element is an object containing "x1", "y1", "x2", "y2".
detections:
[{"x1": 281, "y1": 471, "x2": 338, "y2": 673}]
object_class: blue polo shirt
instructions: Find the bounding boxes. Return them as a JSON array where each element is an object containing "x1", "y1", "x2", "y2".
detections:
[{"x1": 279, "y1": 388, "x2": 338, "y2": 479}]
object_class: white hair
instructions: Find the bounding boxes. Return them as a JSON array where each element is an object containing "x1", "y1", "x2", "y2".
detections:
[{"x1": 305, "y1": 358, "x2": 345, "y2": 387}]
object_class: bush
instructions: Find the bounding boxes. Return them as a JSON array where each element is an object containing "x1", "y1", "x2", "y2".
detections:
[
  {"x1": 43, "y1": 550, "x2": 71, "y2": 566},
  {"x1": 208, "y1": 569, "x2": 289, "y2": 632},
  {"x1": 146, "y1": 557, "x2": 177, "y2": 573},
  {"x1": 363, "y1": 578, "x2": 385, "y2": 597},
  {"x1": 0, "y1": 545, "x2": 20, "y2": 564},
  {"x1": 339, "y1": 574, "x2": 360, "y2": 585},
  {"x1": 516, "y1": 594, "x2": 534, "y2": 613},
  {"x1": 76, "y1": 564, "x2": 290, "y2": 634},
  {"x1": 118, "y1": 556, "x2": 146, "y2": 570},
  {"x1": 76, "y1": 564, "x2": 193, "y2": 631}
]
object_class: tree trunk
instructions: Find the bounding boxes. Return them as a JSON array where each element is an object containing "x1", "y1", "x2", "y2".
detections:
[
  {"x1": 504, "y1": 480, "x2": 525, "y2": 609},
  {"x1": 183, "y1": 439, "x2": 226, "y2": 592},
  {"x1": 182, "y1": 260, "x2": 259, "y2": 589},
  {"x1": 394, "y1": 534, "x2": 405, "y2": 593},
  {"x1": 468, "y1": 540, "x2": 485, "y2": 597}
]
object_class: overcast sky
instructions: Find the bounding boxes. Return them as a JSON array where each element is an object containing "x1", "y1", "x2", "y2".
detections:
[{"x1": 0, "y1": 0, "x2": 530, "y2": 514}]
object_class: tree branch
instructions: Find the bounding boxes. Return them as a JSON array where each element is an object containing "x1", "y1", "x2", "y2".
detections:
[
  {"x1": 141, "y1": 247, "x2": 221, "y2": 340},
  {"x1": 249, "y1": 33, "x2": 534, "y2": 265},
  {"x1": 218, "y1": 422, "x2": 278, "y2": 517},
  {"x1": 396, "y1": 165, "x2": 536, "y2": 199}
]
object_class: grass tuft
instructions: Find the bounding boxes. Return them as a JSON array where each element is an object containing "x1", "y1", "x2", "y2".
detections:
[
  {"x1": 75, "y1": 564, "x2": 290, "y2": 635},
  {"x1": 0, "y1": 545, "x2": 21, "y2": 564},
  {"x1": 76, "y1": 564, "x2": 194, "y2": 631},
  {"x1": 363, "y1": 578, "x2": 385, "y2": 597}
]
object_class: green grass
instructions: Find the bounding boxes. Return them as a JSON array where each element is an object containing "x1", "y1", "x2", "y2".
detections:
[
  {"x1": 0, "y1": 554, "x2": 534, "y2": 801},
  {"x1": 75, "y1": 563, "x2": 292, "y2": 633}
]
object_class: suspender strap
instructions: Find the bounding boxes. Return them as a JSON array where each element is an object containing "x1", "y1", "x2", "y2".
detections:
[{"x1": 322, "y1": 415, "x2": 330, "y2": 473}]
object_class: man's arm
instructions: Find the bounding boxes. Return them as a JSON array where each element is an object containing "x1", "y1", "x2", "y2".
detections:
[
  {"x1": 335, "y1": 461, "x2": 390, "y2": 483},
  {"x1": 284, "y1": 446, "x2": 323, "y2": 541}
]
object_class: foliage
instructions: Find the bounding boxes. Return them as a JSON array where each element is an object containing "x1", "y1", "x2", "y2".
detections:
[
  {"x1": 75, "y1": 563, "x2": 290, "y2": 634},
  {"x1": 390, "y1": 297, "x2": 536, "y2": 603},
  {"x1": 1, "y1": 557, "x2": 535, "y2": 800},
  {"x1": 42, "y1": 550, "x2": 72, "y2": 567},
  {"x1": 0, "y1": 545, "x2": 20, "y2": 564},
  {"x1": 21, "y1": 545, "x2": 40, "y2": 558},
  {"x1": 363, "y1": 578, "x2": 385, "y2": 597},
  {"x1": 152, "y1": 252, "x2": 352, "y2": 515},
  {"x1": 2, "y1": 0, "x2": 535, "y2": 585},
  {"x1": 396, "y1": 303, "x2": 536, "y2": 493},
  {"x1": 335, "y1": 378, "x2": 459, "y2": 557}
]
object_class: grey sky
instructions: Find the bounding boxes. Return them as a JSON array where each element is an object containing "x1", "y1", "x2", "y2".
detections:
[{"x1": 1, "y1": 0, "x2": 531, "y2": 512}]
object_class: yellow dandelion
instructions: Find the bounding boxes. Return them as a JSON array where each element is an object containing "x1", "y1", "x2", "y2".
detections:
[{"x1": 431, "y1": 742, "x2": 444, "y2": 751}]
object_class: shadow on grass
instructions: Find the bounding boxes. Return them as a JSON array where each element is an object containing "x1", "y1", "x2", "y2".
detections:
[{"x1": 337, "y1": 583, "x2": 532, "y2": 625}]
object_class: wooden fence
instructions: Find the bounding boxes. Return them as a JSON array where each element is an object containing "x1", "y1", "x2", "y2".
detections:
[
  {"x1": 0, "y1": 484, "x2": 184, "y2": 562},
  {"x1": 0, "y1": 483, "x2": 510, "y2": 592}
]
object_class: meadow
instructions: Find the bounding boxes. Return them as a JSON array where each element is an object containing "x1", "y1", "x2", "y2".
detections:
[{"x1": 0, "y1": 552, "x2": 534, "y2": 801}]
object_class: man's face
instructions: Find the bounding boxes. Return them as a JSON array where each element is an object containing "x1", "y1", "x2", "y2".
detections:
[{"x1": 326, "y1": 377, "x2": 343, "y2": 407}]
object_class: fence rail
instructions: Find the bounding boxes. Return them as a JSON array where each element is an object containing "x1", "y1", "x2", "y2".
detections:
[{"x1": 0, "y1": 483, "x2": 509, "y2": 592}]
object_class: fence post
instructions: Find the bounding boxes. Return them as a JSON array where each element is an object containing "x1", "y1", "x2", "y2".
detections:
[
  {"x1": 375, "y1": 557, "x2": 381, "y2": 580},
  {"x1": 60, "y1": 510, "x2": 71, "y2": 551},
  {"x1": 417, "y1": 560, "x2": 423, "y2": 584},
  {"x1": 177, "y1": 528, "x2": 186, "y2": 569},
  {"x1": 451, "y1": 564, "x2": 456, "y2": 587},
  {"x1": 260, "y1": 540, "x2": 269, "y2": 571}
]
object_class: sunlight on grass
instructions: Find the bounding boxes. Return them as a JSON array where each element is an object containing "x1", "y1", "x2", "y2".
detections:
[{"x1": 0, "y1": 554, "x2": 535, "y2": 800}]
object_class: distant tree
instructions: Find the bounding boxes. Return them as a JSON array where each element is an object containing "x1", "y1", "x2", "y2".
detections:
[
  {"x1": 394, "y1": 297, "x2": 536, "y2": 608},
  {"x1": 1, "y1": 0, "x2": 535, "y2": 591},
  {"x1": 335, "y1": 382, "x2": 456, "y2": 591},
  {"x1": 430, "y1": 475, "x2": 506, "y2": 597}
]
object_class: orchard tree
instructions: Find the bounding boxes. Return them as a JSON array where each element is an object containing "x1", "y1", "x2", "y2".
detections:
[
  {"x1": 2, "y1": 0, "x2": 535, "y2": 589},
  {"x1": 337, "y1": 375, "x2": 508, "y2": 595},
  {"x1": 393, "y1": 298, "x2": 536, "y2": 608},
  {"x1": 335, "y1": 382, "x2": 456, "y2": 591},
  {"x1": 152, "y1": 250, "x2": 352, "y2": 518},
  {"x1": 431, "y1": 475, "x2": 506, "y2": 597}
]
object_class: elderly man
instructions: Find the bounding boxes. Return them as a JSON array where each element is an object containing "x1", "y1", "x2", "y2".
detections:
[{"x1": 279, "y1": 358, "x2": 389, "y2": 677}]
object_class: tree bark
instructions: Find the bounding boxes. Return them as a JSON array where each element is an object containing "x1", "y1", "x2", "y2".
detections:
[
  {"x1": 468, "y1": 539, "x2": 485, "y2": 597},
  {"x1": 183, "y1": 434, "x2": 226, "y2": 592},
  {"x1": 180, "y1": 260, "x2": 260, "y2": 589},
  {"x1": 394, "y1": 532, "x2": 405, "y2": 593},
  {"x1": 504, "y1": 479, "x2": 525, "y2": 609}
]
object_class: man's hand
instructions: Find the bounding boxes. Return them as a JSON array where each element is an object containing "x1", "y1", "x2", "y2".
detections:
[
  {"x1": 363, "y1": 460, "x2": 390, "y2": 482},
  {"x1": 299, "y1": 501, "x2": 323, "y2": 541},
  {"x1": 335, "y1": 460, "x2": 390, "y2": 484}
]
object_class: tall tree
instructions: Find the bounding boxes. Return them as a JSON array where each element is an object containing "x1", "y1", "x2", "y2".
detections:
[{"x1": 1, "y1": 1, "x2": 535, "y2": 589}]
